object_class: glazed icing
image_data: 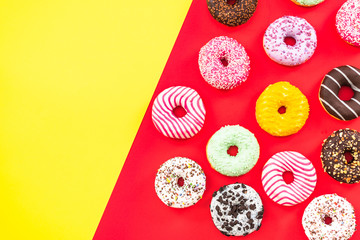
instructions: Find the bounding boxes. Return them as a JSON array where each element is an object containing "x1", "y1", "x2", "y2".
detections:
[
  {"x1": 152, "y1": 86, "x2": 206, "y2": 139},
  {"x1": 319, "y1": 65, "x2": 360, "y2": 121},
  {"x1": 206, "y1": 125, "x2": 259, "y2": 177},
  {"x1": 263, "y1": 16, "x2": 317, "y2": 66},
  {"x1": 262, "y1": 151, "x2": 317, "y2": 206}
]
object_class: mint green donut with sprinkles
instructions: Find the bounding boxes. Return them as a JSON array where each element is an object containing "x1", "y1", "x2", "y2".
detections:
[
  {"x1": 291, "y1": 0, "x2": 325, "y2": 7},
  {"x1": 206, "y1": 125, "x2": 260, "y2": 177}
]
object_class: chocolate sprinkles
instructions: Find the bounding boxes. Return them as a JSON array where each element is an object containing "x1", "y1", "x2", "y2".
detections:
[{"x1": 206, "y1": 0, "x2": 258, "y2": 27}]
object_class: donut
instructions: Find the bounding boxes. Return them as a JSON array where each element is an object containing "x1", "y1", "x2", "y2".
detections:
[
  {"x1": 263, "y1": 16, "x2": 317, "y2": 66},
  {"x1": 210, "y1": 183, "x2": 264, "y2": 236},
  {"x1": 336, "y1": 0, "x2": 360, "y2": 47},
  {"x1": 319, "y1": 65, "x2": 360, "y2": 121},
  {"x1": 151, "y1": 86, "x2": 206, "y2": 139},
  {"x1": 206, "y1": 125, "x2": 260, "y2": 176},
  {"x1": 206, "y1": 0, "x2": 258, "y2": 27},
  {"x1": 261, "y1": 151, "x2": 317, "y2": 206},
  {"x1": 255, "y1": 81, "x2": 310, "y2": 137},
  {"x1": 321, "y1": 128, "x2": 360, "y2": 184},
  {"x1": 302, "y1": 194, "x2": 356, "y2": 240},
  {"x1": 154, "y1": 157, "x2": 206, "y2": 208},
  {"x1": 199, "y1": 36, "x2": 250, "y2": 90},
  {"x1": 291, "y1": 0, "x2": 325, "y2": 7}
]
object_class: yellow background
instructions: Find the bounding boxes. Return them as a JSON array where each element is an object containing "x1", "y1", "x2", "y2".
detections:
[{"x1": 0, "y1": 0, "x2": 191, "y2": 239}]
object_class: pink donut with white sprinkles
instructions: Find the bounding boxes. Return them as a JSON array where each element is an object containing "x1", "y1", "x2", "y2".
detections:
[
  {"x1": 261, "y1": 151, "x2": 317, "y2": 206},
  {"x1": 336, "y1": 0, "x2": 360, "y2": 47},
  {"x1": 263, "y1": 16, "x2": 317, "y2": 66},
  {"x1": 198, "y1": 36, "x2": 250, "y2": 90},
  {"x1": 151, "y1": 86, "x2": 206, "y2": 139}
]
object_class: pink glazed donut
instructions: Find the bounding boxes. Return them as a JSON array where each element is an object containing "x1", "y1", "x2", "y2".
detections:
[
  {"x1": 261, "y1": 151, "x2": 317, "y2": 206},
  {"x1": 151, "y1": 86, "x2": 206, "y2": 139},
  {"x1": 336, "y1": 0, "x2": 360, "y2": 47},
  {"x1": 263, "y1": 16, "x2": 317, "y2": 66},
  {"x1": 198, "y1": 36, "x2": 250, "y2": 90}
]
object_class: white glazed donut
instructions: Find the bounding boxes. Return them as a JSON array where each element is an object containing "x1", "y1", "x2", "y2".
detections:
[
  {"x1": 154, "y1": 157, "x2": 206, "y2": 208},
  {"x1": 151, "y1": 86, "x2": 206, "y2": 139},
  {"x1": 261, "y1": 151, "x2": 317, "y2": 206},
  {"x1": 263, "y1": 16, "x2": 317, "y2": 66},
  {"x1": 302, "y1": 194, "x2": 356, "y2": 240}
]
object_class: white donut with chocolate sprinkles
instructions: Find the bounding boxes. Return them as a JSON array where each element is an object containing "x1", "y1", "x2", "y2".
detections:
[
  {"x1": 210, "y1": 183, "x2": 264, "y2": 236},
  {"x1": 302, "y1": 194, "x2": 356, "y2": 240},
  {"x1": 155, "y1": 157, "x2": 206, "y2": 208}
]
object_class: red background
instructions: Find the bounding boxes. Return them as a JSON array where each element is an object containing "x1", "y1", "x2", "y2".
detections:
[{"x1": 94, "y1": 0, "x2": 360, "y2": 239}]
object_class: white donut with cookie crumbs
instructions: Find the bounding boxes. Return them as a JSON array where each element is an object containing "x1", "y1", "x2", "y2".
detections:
[
  {"x1": 210, "y1": 183, "x2": 264, "y2": 237},
  {"x1": 302, "y1": 194, "x2": 356, "y2": 240},
  {"x1": 154, "y1": 157, "x2": 206, "y2": 208}
]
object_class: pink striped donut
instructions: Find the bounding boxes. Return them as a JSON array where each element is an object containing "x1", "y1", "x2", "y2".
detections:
[
  {"x1": 151, "y1": 86, "x2": 206, "y2": 139},
  {"x1": 261, "y1": 151, "x2": 317, "y2": 206},
  {"x1": 336, "y1": 0, "x2": 360, "y2": 47}
]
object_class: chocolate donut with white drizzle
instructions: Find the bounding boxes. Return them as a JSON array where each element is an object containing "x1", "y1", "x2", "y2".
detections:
[{"x1": 319, "y1": 65, "x2": 360, "y2": 121}]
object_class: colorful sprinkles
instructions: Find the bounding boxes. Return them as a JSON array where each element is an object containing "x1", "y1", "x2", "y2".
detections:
[
  {"x1": 336, "y1": 0, "x2": 360, "y2": 47},
  {"x1": 154, "y1": 157, "x2": 206, "y2": 208},
  {"x1": 302, "y1": 194, "x2": 356, "y2": 240},
  {"x1": 263, "y1": 16, "x2": 317, "y2": 66},
  {"x1": 198, "y1": 36, "x2": 250, "y2": 90}
]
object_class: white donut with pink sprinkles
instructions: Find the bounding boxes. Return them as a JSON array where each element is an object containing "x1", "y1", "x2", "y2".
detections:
[
  {"x1": 263, "y1": 16, "x2": 317, "y2": 66},
  {"x1": 198, "y1": 36, "x2": 250, "y2": 90},
  {"x1": 261, "y1": 151, "x2": 317, "y2": 206},
  {"x1": 336, "y1": 0, "x2": 360, "y2": 47},
  {"x1": 151, "y1": 86, "x2": 206, "y2": 139}
]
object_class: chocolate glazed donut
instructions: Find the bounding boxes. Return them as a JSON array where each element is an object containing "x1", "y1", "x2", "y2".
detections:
[
  {"x1": 207, "y1": 0, "x2": 258, "y2": 27},
  {"x1": 319, "y1": 65, "x2": 360, "y2": 121},
  {"x1": 321, "y1": 129, "x2": 360, "y2": 184}
]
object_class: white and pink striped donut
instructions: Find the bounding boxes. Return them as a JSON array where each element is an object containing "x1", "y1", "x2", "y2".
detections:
[
  {"x1": 151, "y1": 86, "x2": 206, "y2": 139},
  {"x1": 261, "y1": 151, "x2": 317, "y2": 206},
  {"x1": 198, "y1": 36, "x2": 250, "y2": 90}
]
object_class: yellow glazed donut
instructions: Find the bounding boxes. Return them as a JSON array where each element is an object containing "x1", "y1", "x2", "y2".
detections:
[{"x1": 255, "y1": 81, "x2": 309, "y2": 137}]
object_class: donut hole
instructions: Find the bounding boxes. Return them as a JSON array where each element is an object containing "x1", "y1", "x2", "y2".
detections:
[
  {"x1": 172, "y1": 106, "x2": 187, "y2": 118},
  {"x1": 278, "y1": 106, "x2": 286, "y2": 114},
  {"x1": 282, "y1": 171, "x2": 294, "y2": 184},
  {"x1": 227, "y1": 145, "x2": 239, "y2": 156},
  {"x1": 324, "y1": 215, "x2": 332, "y2": 225},
  {"x1": 284, "y1": 36, "x2": 296, "y2": 46},
  {"x1": 226, "y1": 0, "x2": 237, "y2": 5},
  {"x1": 177, "y1": 177, "x2": 184, "y2": 187},
  {"x1": 220, "y1": 57, "x2": 229, "y2": 67},
  {"x1": 344, "y1": 150, "x2": 354, "y2": 164},
  {"x1": 338, "y1": 86, "x2": 354, "y2": 101}
]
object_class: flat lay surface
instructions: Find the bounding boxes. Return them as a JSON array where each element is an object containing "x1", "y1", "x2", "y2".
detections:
[
  {"x1": 94, "y1": 0, "x2": 360, "y2": 239},
  {"x1": 0, "y1": 0, "x2": 191, "y2": 239}
]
